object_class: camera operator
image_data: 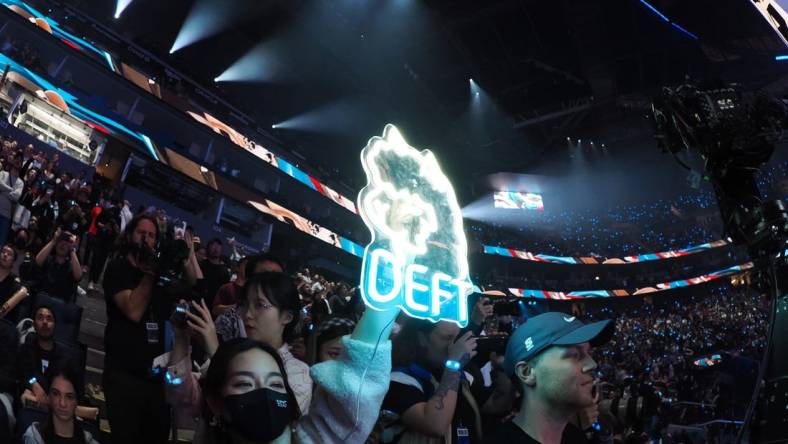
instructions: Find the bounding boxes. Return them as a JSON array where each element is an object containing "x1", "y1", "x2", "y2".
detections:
[
  {"x1": 489, "y1": 312, "x2": 615, "y2": 444},
  {"x1": 34, "y1": 228, "x2": 82, "y2": 303},
  {"x1": 101, "y1": 214, "x2": 186, "y2": 444}
]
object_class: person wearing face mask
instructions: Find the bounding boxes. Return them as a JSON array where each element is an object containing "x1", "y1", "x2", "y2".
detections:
[
  {"x1": 22, "y1": 360, "x2": 101, "y2": 444},
  {"x1": 174, "y1": 272, "x2": 312, "y2": 415},
  {"x1": 165, "y1": 284, "x2": 401, "y2": 443},
  {"x1": 487, "y1": 312, "x2": 615, "y2": 444},
  {"x1": 0, "y1": 158, "x2": 24, "y2": 246}
]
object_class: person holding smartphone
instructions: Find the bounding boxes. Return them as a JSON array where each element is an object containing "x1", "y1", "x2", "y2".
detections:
[{"x1": 34, "y1": 227, "x2": 82, "y2": 303}]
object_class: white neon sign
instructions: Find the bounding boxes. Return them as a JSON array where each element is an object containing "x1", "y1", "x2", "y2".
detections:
[{"x1": 358, "y1": 125, "x2": 473, "y2": 327}]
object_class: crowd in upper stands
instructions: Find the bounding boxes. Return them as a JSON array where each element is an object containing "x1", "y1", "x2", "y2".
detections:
[{"x1": 469, "y1": 159, "x2": 788, "y2": 258}]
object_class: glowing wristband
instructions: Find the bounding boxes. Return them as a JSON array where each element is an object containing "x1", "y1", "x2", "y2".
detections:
[
  {"x1": 164, "y1": 370, "x2": 183, "y2": 386},
  {"x1": 445, "y1": 360, "x2": 461, "y2": 372}
]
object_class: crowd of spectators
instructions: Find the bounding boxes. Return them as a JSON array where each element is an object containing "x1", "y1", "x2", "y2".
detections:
[
  {"x1": 0, "y1": 128, "x2": 776, "y2": 444},
  {"x1": 469, "y1": 160, "x2": 788, "y2": 259}
]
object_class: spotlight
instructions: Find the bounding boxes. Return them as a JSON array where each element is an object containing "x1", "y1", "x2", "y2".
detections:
[
  {"x1": 577, "y1": 139, "x2": 581, "y2": 143},
  {"x1": 475, "y1": 92, "x2": 480, "y2": 96},
  {"x1": 272, "y1": 124, "x2": 277, "y2": 129},
  {"x1": 566, "y1": 136, "x2": 571, "y2": 141},
  {"x1": 114, "y1": 0, "x2": 133, "y2": 19},
  {"x1": 469, "y1": 78, "x2": 474, "y2": 83},
  {"x1": 213, "y1": 77, "x2": 219, "y2": 82}
]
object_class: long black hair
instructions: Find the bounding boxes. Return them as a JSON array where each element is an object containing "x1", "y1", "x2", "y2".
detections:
[
  {"x1": 239, "y1": 272, "x2": 302, "y2": 343},
  {"x1": 202, "y1": 338, "x2": 300, "y2": 443},
  {"x1": 38, "y1": 360, "x2": 86, "y2": 444}
]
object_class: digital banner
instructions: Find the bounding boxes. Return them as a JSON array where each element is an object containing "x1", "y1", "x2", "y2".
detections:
[
  {"x1": 494, "y1": 191, "x2": 544, "y2": 211},
  {"x1": 1, "y1": 0, "x2": 361, "y2": 215},
  {"x1": 0, "y1": 50, "x2": 364, "y2": 259},
  {"x1": 508, "y1": 262, "x2": 753, "y2": 299},
  {"x1": 483, "y1": 239, "x2": 730, "y2": 265},
  {"x1": 0, "y1": 52, "x2": 159, "y2": 160}
]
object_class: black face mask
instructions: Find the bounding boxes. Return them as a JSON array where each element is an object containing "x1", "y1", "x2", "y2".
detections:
[{"x1": 224, "y1": 388, "x2": 294, "y2": 442}]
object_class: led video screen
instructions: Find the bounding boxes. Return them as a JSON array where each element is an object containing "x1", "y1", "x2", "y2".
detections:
[{"x1": 493, "y1": 191, "x2": 544, "y2": 211}]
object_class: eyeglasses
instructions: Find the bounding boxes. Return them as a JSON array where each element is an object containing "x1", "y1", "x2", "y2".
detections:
[{"x1": 240, "y1": 300, "x2": 274, "y2": 311}]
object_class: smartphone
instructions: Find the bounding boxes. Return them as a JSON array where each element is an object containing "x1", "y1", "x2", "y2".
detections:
[{"x1": 471, "y1": 335, "x2": 509, "y2": 366}]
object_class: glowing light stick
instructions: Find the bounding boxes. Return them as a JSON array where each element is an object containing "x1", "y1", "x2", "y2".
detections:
[{"x1": 358, "y1": 125, "x2": 473, "y2": 327}]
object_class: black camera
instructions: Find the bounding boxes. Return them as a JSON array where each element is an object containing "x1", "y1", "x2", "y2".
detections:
[{"x1": 130, "y1": 238, "x2": 189, "y2": 287}]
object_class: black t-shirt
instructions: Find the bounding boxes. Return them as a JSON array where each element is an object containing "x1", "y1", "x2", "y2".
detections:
[
  {"x1": 39, "y1": 256, "x2": 77, "y2": 301},
  {"x1": 382, "y1": 366, "x2": 481, "y2": 444},
  {"x1": 103, "y1": 256, "x2": 172, "y2": 379},
  {"x1": 485, "y1": 421, "x2": 588, "y2": 444},
  {"x1": 198, "y1": 259, "x2": 230, "y2": 308},
  {"x1": 18, "y1": 338, "x2": 60, "y2": 390}
]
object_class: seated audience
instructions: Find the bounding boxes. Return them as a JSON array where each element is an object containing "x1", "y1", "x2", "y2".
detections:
[
  {"x1": 22, "y1": 360, "x2": 100, "y2": 444},
  {"x1": 19, "y1": 305, "x2": 63, "y2": 408}
]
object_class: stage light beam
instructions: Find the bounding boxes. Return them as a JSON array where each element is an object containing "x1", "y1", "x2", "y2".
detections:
[
  {"x1": 170, "y1": 0, "x2": 250, "y2": 54},
  {"x1": 114, "y1": 0, "x2": 133, "y2": 19},
  {"x1": 214, "y1": 43, "x2": 284, "y2": 83}
]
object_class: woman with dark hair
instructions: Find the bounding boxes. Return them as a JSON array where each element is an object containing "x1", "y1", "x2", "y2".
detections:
[
  {"x1": 172, "y1": 272, "x2": 312, "y2": 414},
  {"x1": 310, "y1": 317, "x2": 356, "y2": 364},
  {"x1": 165, "y1": 275, "x2": 401, "y2": 443},
  {"x1": 379, "y1": 318, "x2": 481, "y2": 444},
  {"x1": 201, "y1": 338, "x2": 300, "y2": 444},
  {"x1": 22, "y1": 360, "x2": 100, "y2": 444}
]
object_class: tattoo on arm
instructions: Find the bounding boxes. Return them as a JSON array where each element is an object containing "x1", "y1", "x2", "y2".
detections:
[{"x1": 433, "y1": 370, "x2": 461, "y2": 410}]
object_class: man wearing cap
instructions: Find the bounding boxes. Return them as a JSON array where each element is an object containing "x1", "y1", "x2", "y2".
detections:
[{"x1": 489, "y1": 312, "x2": 614, "y2": 444}]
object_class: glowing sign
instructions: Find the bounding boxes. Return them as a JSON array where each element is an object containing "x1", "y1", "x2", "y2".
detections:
[
  {"x1": 494, "y1": 191, "x2": 544, "y2": 211},
  {"x1": 358, "y1": 125, "x2": 473, "y2": 327}
]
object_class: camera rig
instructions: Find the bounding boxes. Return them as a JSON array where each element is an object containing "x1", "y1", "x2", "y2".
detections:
[{"x1": 652, "y1": 80, "x2": 788, "y2": 443}]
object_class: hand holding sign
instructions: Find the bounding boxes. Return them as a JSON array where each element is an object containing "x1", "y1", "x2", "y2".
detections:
[{"x1": 358, "y1": 125, "x2": 474, "y2": 327}]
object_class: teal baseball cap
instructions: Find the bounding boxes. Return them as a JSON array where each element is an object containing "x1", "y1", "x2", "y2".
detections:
[{"x1": 503, "y1": 312, "x2": 614, "y2": 376}]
